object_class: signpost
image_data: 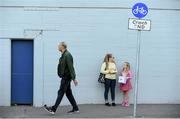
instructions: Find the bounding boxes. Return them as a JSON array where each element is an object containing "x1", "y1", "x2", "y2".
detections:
[{"x1": 129, "y1": 2, "x2": 151, "y2": 117}]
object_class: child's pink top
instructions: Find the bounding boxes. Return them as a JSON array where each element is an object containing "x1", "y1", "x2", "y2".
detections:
[
  {"x1": 120, "y1": 70, "x2": 133, "y2": 91},
  {"x1": 120, "y1": 70, "x2": 133, "y2": 80}
]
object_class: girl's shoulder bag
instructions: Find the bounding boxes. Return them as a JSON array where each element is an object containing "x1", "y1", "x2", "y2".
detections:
[{"x1": 98, "y1": 62, "x2": 108, "y2": 84}]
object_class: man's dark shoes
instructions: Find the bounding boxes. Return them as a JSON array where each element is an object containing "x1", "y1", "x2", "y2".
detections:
[
  {"x1": 43, "y1": 105, "x2": 55, "y2": 115},
  {"x1": 105, "y1": 103, "x2": 111, "y2": 106},
  {"x1": 67, "y1": 109, "x2": 80, "y2": 114}
]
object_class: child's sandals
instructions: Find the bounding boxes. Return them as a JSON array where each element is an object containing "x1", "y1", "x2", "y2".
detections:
[{"x1": 122, "y1": 100, "x2": 129, "y2": 107}]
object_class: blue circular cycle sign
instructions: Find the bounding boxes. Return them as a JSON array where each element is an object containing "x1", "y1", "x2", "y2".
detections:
[{"x1": 132, "y1": 3, "x2": 148, "y2": 19}]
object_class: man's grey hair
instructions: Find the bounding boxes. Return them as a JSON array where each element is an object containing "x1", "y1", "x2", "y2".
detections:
[{"x1": 60, "y1": 42, "x2": 67, "y2": 49}]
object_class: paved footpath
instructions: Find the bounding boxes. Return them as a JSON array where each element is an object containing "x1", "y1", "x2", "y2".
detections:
[{"x1": 0, "y1": 104, "x2": 180, "y2": 118}]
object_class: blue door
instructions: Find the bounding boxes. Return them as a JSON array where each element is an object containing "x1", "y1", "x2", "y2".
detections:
[{"x1": 11, "y1": 40, "x2": 33, "y2": 105}]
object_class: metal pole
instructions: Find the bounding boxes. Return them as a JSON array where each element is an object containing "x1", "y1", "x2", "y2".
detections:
[
  {"x1": 133, "y1": 30, "x2": 141, "y2": 117},
  {"x1": 42, "y1": 31, "x2": 45, "y2": 106}
]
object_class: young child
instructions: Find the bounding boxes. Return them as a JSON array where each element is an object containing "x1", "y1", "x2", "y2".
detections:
[{"x1": 119, "y1": 62, "x2": 133, "y2": 107}]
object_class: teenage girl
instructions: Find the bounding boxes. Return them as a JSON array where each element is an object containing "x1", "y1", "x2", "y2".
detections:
[{"x1": 101, "y1": 54, "x2": 117, "y2": 106}]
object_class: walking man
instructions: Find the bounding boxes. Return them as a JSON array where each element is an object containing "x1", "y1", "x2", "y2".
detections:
[{"x1": 44, "y1": 42, "x2": 79, "y2": 115}]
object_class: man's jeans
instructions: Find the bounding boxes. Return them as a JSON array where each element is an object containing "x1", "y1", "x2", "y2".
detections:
[{"x1": 52, "y1": 77, "x2": 79, "y2": 112}]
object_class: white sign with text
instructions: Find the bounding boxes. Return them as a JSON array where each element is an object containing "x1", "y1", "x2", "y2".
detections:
[{"x1": 128, "y1": 18, "x2": 151, "y2": 31}]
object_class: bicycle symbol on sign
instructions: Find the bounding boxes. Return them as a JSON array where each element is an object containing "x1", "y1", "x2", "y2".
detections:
[
  {"x1": 132, "y1": 3, "x2": 148, "y2": 19},
  {"x1": 133, "y1": 6, "x2": 148, "y2": 15}
]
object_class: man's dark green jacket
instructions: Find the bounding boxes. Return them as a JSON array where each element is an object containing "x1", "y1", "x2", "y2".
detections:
[{"x1": 57, "y1": 50, "x2": 76, "y2": 80}]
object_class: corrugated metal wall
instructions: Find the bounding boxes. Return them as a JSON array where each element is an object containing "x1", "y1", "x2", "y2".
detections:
[{"x1": 0, "y1": 0, "x2": 180, "y2": 106}]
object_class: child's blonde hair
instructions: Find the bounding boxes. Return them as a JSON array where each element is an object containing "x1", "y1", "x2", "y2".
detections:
[{"x1": 122, "y1": 62, "x2": 130, "y2": 71}]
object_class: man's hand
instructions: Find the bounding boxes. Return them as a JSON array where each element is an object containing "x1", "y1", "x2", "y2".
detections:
[{"x1": 73, "y1": 80, "x2": 78, "y2": 86}]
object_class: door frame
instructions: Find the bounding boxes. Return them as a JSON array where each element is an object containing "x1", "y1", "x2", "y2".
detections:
[{"x1": 10, "y1": 38, "x2": 34, "y2": 106}]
